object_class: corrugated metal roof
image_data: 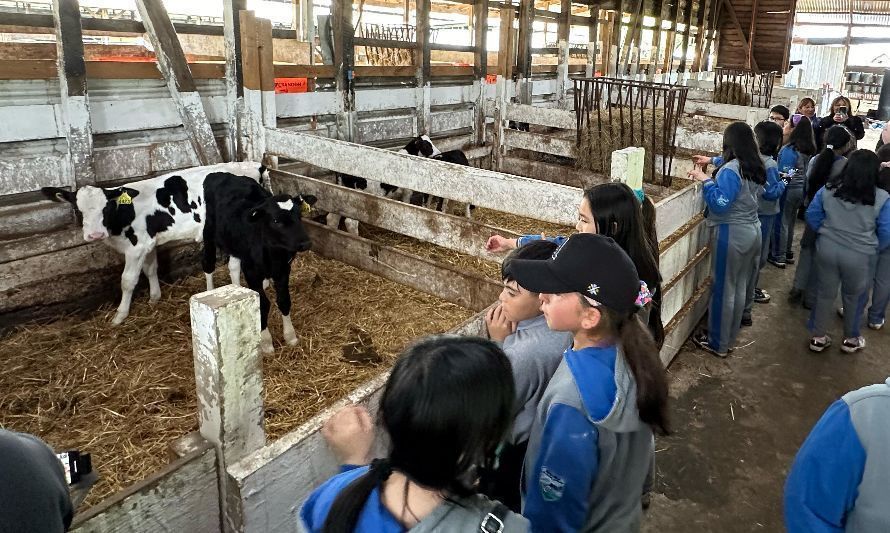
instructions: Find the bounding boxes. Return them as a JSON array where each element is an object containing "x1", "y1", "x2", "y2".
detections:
[{"x1": 796, "y1": 0, "x2": 890, "y2": 14}]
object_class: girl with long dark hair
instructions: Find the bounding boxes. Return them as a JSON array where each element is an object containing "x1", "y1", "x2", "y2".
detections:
[
  {"x1": 485, "y1": 183, "x2": 664, "y2": 346},
  {"x1": 789, "y1": 126, "x2": 854, "y2": 308},
  {"x1": 688, "y1": 122, "x2": 765, "y2": 356},
  {"x1": 299, "y1": 336, "x2": 528, "y2": 532},
  {"x1": 770, "y1": 115, "x2": 817, "y2": 268},
  {"x1": 507, "y1": 233, "x2": 669, "y2": 531},
  {"x1": 806, "y1": 150, "x2": 890, "y2": 353}
]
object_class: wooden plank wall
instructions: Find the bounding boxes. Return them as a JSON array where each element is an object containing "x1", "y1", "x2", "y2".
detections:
[{"x1": 716, "y1": 0, "x2": 796, "y2": 71}]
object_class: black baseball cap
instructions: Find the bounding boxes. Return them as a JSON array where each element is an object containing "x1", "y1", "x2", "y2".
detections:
[{"x1": 508, "y1": 233, "x2": 641, "y2": 314}]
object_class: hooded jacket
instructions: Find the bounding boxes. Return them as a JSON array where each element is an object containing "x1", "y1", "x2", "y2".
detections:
[
  {"x1": 806, "y1": 186, "x2": 890, "y2": 255},
  {"x1": 784, "y1": 377, "x2": 890, "y2": 532},
  {"x1": 522, "y1": 345, "x2": 652, "y2": 532},
  {"x1": 300, "y1": 465, "x2": 529, "y2": 532}
]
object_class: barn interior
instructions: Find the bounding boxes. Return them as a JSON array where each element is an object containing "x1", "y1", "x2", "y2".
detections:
[{"x1": 1, "y1": 0, "x2": 889, "y2": 530}]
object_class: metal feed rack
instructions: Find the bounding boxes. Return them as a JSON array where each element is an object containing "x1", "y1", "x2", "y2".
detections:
[
  {"x1": 713, "y1": 67, "x2": 778, "y2": 109},
  {"x1": 573, "y1": 77, "x2": 689, "y2": 187}
]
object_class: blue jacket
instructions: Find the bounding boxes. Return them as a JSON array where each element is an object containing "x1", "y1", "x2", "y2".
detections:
[
  {"x1": 522, "y1": 345, "x2": 653, "y2": 532},
  {"x1": 785, "y1": 378, "x2": 890, "y2": 532},
  {"x1": 702, "y1": 159, "x2": 761, "y2": 226},
  {"x1": 300, "y1": 465, "x2": 528, "y2": 532},
  {"x1": 778, "y1": 145, "x2": 810, "y2": 180}
]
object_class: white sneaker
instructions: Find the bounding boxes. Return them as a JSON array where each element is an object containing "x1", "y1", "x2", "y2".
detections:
[
  {"x1": 841, "y1": 336, "x2": 866, "y2": 353},
  {"x1": 868, "y1": 319, "x2": 884, "y2": 330}
]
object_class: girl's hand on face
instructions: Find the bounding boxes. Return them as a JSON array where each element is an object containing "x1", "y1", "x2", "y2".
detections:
[
  {"x1": 691, "y1": 155, "x2": 712, "y2": 166},
  {"x1": 485, "y1": 235, "x2": 517, "y2": 253},
  {"x1": 688, "y1": 167, "x2": 709, "y2": 182},
  {"x1": 485, "y1": 304, "x2": 516, "y2": 343},
  {"x1": 881, "y1": 161, "x2": 890, "y2": 169},
  {"x1": 322, "y1": 405, "x2": 375, "y2": 465}
]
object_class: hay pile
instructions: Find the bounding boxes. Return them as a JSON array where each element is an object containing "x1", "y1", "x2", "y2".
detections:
[
  {"x1": 575, "y1": 109, "x2": 668, "y2": 183},
  {"x1": 0, "y1": 252, "x2": 472, "y2": 508},
  {"x1": 713, "y1": 81, "x2": 752, "y2": 106}
]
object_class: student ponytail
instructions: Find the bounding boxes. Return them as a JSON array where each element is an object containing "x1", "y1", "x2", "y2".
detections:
[
  {"x1": 323, "y1": 459, "x2": 393, "y2": 533},
  {"x1": 599, "y1": 308, "x2": 670, "y2": 435}
]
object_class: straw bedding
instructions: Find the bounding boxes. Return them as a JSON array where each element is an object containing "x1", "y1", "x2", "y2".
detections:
[{"x1": 0, "y1": 252, "x2": 472, "y2": 508}]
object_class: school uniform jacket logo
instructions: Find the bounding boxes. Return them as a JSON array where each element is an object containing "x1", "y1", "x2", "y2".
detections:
[{"x1": 539, "y1": 467, "x2": 565, "y2": 502}]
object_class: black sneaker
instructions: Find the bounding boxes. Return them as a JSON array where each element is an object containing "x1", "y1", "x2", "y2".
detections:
[
  {"x1": 809, "y1": 336, "x2": 832, "y2": 352},
  {"x1": 768, "y1": 258, "x2": 786, "y2": 269},
  {"x1": 740, "y1": 316, "x2": 753, "y2": 327},
  {"x1": 692, "y1": 332, "x2": 728, "y2": 358},
  {"x1": 786, "y1": 252, "x2": 795, "y2": 265},
  {"x1": 754, "y1": 288, "x2": 771, "y2": 303}
]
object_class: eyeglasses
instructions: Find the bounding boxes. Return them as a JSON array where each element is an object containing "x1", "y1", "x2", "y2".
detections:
[{"x1": 769, "y1": 115, "x2": 786, "y2": 124}]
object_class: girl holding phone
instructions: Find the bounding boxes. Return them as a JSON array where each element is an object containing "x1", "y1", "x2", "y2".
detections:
[{"x1": 814, "y1": 96, "x2": 865, "y2": 150}]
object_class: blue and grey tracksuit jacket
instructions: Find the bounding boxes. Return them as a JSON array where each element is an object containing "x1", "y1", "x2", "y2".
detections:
[
  {"x1": 522, "y1": 344, "x2": 652, "y2": 532},
  {"x1": 806, "y1": 187, "x2": 890, "y2": 254},
  {"x1": 300, "y1": 465, "x2": 529, "y2": 531},
  {"x1": 784, "y1": 378, "x2": 890, "y2": 532}
]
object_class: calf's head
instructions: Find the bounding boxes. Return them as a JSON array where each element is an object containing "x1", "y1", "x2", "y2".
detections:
[
  {"x1": 42, "y1": 186, "x2": 141, "y2": 242},
  {"x1": 403, "y1": 135, "x2": 437, "y2": 157},
  {"x1": 248, "y1": 194, "x2": 318, "y2": 253}
]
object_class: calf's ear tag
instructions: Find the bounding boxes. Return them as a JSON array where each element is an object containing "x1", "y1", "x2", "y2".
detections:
[
  {"x1": 116, "y1": 192, "x2": 133, "y2": 206},
  {"x1": 300, "y1": 201, "x2": 311, "y2": 217}
]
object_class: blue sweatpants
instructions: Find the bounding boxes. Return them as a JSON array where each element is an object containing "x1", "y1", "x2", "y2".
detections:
[
  {"x1": 867, "y1": 247, "x2": 890, "y2": 325},
  {"x1": 744, "y1": 214, "x2": 778, "y2": 320},
  {"x1": 709, "y1": 223, "x2": 761, "y2": 352},
  {"x1": 772, "y1": 181, "x2": 804, "y2": 262}
]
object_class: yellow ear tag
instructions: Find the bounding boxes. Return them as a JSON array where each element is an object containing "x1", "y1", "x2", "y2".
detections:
[
  {"x1": 300, "y1": 201, "x2": 311, "y2": 217},
  {"x1": 116, "y1": 192, "x2": 133, "y2": 206}
]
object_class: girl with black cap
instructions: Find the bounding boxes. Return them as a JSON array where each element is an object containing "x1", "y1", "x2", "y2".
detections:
[
  {"x1": 507, "y1": 233, "x2": 669, "y2": 532},
  {"x1": 299, "y1": 336, "x2": 528, "y2": 532}
]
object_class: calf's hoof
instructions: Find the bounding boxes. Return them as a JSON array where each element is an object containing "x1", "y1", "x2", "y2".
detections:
[
  {"x1": 111, "y1": 312, "x2": 127, "y2": 325},
  {"x1": 260, "y1": 329, "x2": 275, "y2": 354}
]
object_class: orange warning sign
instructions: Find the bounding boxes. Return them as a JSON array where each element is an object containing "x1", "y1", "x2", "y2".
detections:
[
  {"x1": 274, "y1": 78, "x2": 308, "y2": 94},
  {"x1": 485, "y1": 74, "x2": 497, "y2": 84}
]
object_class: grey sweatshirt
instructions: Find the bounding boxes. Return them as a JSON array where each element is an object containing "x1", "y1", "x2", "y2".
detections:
[
  {"x1": 704, "y1": 159, "x2": 762, "y2": 227},
  {"x1": 809, "y1": 187, "x2": 890, "y2": 254},
  {"x1": 522, "y1": 345, "x2": 653, "y2": 532},
  {"x1": 500, "y1": 314, "x2": 573, "y2": 444}
]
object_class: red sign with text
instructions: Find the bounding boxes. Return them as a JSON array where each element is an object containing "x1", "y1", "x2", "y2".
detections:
[
  {"x1": 274, "y1": 78, "x2": 308, "y2": 94},
  {"x1": 485, "y1": 74, "x2": 498, "y2": 84}
]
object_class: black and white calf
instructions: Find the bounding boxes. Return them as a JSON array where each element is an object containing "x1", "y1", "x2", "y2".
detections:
[
  {"x1": 202, "y1": 173, "x2": 317, "y2": 353},
  {"x1": 410, "y1": 149, "x2": 474, "y2": 218},
  {"x1": 327, "y1": 135, "x2": 441, "y2": 234},
  {"x1": 42, "y1": 162, "x2": 267, "y2": 325}
]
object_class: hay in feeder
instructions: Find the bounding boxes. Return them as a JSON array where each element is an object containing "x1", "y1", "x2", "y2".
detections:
[
  {"x1": 0, "y1": 252, "x2": 472, "y2": 509},
  {"x1": 713, "y1": 81, "x2": 752, "y2": 107},
  {"x1": 575, "y1": 108, "x2": 670, "y2": 183}
]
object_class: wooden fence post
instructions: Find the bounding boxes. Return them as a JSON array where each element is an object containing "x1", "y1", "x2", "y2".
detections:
[
  {"x1": 257, "y1": 17, "x2": 277, "y2": 170},
  {"x1": 473, "y1": 0, "x2": 488, "y2": 145},
  {"x1": 135, "y1": 0, "x2": 223, "y2": 166},
  {"x1": 556, "y1": 0, "x2": 571, "y2": 109},
  {"x1": 611, "y1": 146, "x2": 645, "y2": 199},
  {"x1": 416, "y1": 0, "x2": 432, "y2": 135},
  {"x1": 52, "y1": 0, "x2": 95, "y2": 190},
  {"x1": 190, "y1": 285, "x2": 265, "y2": 533}
]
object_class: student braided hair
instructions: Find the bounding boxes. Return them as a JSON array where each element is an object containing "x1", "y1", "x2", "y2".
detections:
[
  {"x1": 716, "y1": 122, "x2": 767, "y2": 185},
  {"x1": 826, "y1": 149, "x2": 880, "y2": 206},
  {"x1": 322, "y1": 336, "x2": 515, "y2": 533},
  {"x1": 809, "y1": 126, "x2": 852, "y2": 193}
]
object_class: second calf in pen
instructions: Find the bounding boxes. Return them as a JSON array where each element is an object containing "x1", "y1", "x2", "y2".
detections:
[{"x1": 202, "y1": 173, "x2": 317, "y2": 353}]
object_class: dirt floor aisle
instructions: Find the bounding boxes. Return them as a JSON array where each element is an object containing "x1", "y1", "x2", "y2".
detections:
[{"x1": 643, "y1": 224, "x2": 890, "y2": 532}]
